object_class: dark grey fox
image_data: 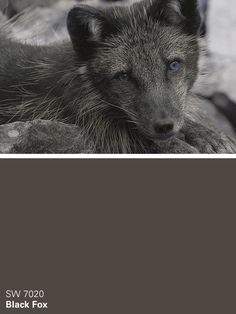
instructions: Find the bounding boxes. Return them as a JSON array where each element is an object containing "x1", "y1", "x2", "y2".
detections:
[{"x1": 0, "y1": 0, "x2": 235, "y2": 153}]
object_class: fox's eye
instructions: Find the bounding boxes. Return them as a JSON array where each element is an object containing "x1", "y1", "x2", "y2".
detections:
[
  {"x1": 113, "y1": 72, "x2": 129, "y2": 81},
  {"x1": 168, "y1": 61, "x2": 181, "y2": 73}
]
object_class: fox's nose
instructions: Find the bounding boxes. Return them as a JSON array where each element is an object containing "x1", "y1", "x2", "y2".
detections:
[
  {"x1": 154, "y1": 120, "x2": 174, "y2": 134},
  {"x1": 153, "y1": 120, "x2": 174, "y2": 139}
]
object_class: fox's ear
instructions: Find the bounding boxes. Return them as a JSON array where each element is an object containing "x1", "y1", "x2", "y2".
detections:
[
  {"x1": 148, "y1": 0, "x2": 201, "y2": 35},
  {"x1": 67, "y1": 6, "x2": 114, "y2": 60}
]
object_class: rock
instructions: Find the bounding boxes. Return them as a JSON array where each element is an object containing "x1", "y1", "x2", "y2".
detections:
[
  {"x1": 0, "y1": 119, "x2": 194, "y2": 154},
  {"x1": 0, "y1": 120, "x2": 87, "y2": 153},
  {"x1": 0, "y1": 119, "x2": 235, "y2": 154},
  {"x1": 0, "y1": 119, "x2": 198, "y2": 154}
]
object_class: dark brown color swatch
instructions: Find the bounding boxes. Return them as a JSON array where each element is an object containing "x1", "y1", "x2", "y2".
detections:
[{"x1": 1, "y1": 159, "x2": 235, "y2": 314}]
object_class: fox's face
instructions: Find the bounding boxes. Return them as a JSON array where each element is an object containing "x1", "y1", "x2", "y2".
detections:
[{"x1": 67, "y1": 0, "x2": 201, "y2": 140}]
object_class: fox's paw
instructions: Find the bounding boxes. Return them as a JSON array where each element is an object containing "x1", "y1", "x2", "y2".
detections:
[
  {"x1": 183, "y1": 120, "x2": 236, "y2": 154},
  {"x1": 152, "y1": 137, "x2": 199, "y2": 154}
]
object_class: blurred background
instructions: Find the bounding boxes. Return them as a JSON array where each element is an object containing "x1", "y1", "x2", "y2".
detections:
[
  {"x1": 0, "y1": 0, "x2": 236, "y2": 137},
  {"x1": 194, "y1": 0, "x2": 236, "y2": 137}
]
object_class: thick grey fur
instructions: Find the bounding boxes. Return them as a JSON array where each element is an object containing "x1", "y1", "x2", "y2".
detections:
[{"x1": 0, "y1": 0, "x2": 235, "y2": 153}]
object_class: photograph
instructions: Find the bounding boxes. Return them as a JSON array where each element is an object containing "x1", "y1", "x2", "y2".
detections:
[{"x1": 0, "y1": 0, "x2": 235, "y2": 155}]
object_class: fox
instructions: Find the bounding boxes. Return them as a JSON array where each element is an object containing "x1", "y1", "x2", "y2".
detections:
[{"x1": 0, "y1": 0, "x2": 235, "y2": 153}]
